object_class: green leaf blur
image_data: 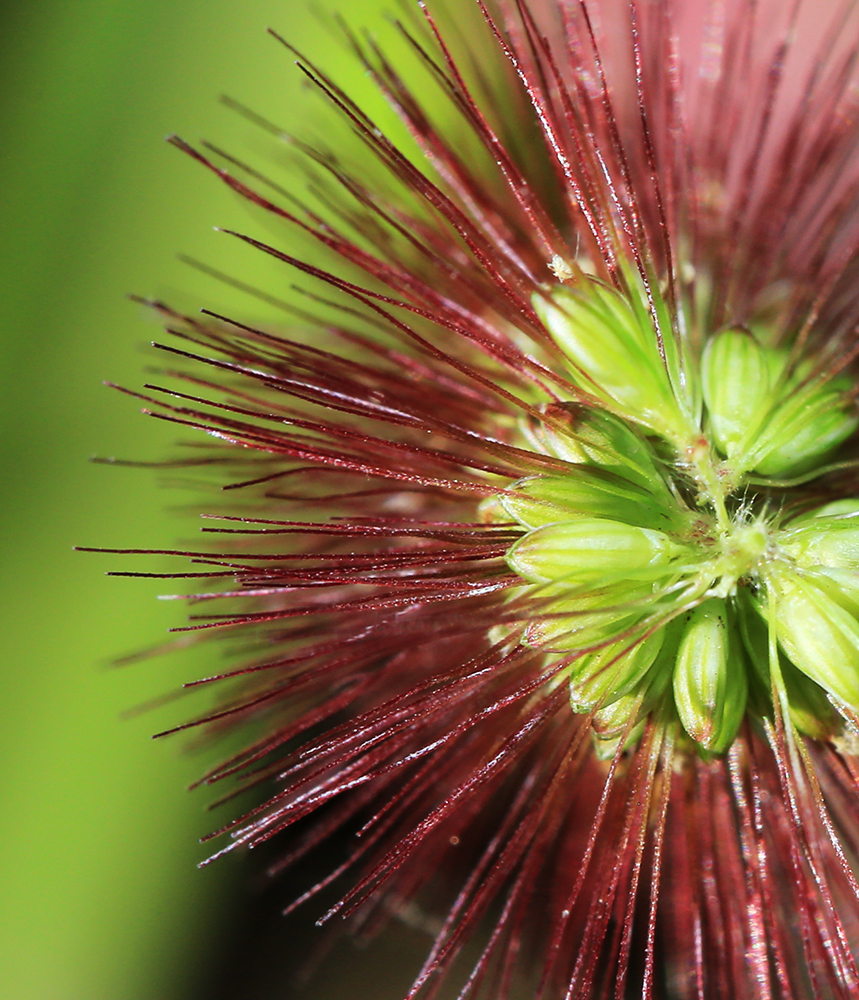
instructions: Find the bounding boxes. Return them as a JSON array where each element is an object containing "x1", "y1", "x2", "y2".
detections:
[{"x1": 0, "y1": 2, "x2": 385, "y2": 997}]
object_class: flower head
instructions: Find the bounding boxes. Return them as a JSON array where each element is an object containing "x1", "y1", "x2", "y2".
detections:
[{"x1": 100, "y1": 0, "x2": 859, "y2": 995}]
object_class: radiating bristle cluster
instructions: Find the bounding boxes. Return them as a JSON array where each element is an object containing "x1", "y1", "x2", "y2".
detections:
[{"x1": 96, "y1": 0, "x2": 859, "y2": 995}]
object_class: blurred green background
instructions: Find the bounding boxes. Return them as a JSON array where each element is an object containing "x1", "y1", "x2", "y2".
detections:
[{"x1": 0, "y1": 1, "x2": 432, "y2": 997}]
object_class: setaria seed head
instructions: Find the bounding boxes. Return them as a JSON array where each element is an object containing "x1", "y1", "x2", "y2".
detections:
[
  {"x1": 505, "y1": 274, "x2": 859, "y2": 758},
  {"x1": 96, "y1": 0, "x2": 859, "y2": 996}
]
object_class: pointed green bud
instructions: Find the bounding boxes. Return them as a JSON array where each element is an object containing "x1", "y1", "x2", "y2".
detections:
[
  {"x1": 500, "y1": 471, "x2": 687, "y2": 533},
  {"x1": 591, "y1": 691, "x2": 645, "y2": 739},
  {"x1": 738, "y1": 381, "x2": 857, "y2": 477},
  {"x1": 673, "y1": 599, "x2": 747, "y2": 752},
  {"x1": 532, "y1": 282, "x2": 691, "y2": 441},
  {"x1": 780, "y1": 517, "x2": 859, "y2": 570},
  {"x1": 699, "y1": 327, "x2": 858, "y2": 479},
  {"x1": 506, "y1": 518, "x2": 689, "y2": 587},
  {"x1": 808, "y1": 567, "x2": 859, "y2": 618},
  {"x1": 537, "y1": 404, "x2": 670, "y2": 494},
  {"x1": 589, "y1": 644, "x2": 673, "y2": 758},
  {"x1": 766, "y1": 569, "x2": 859, "y2": 711},
  {"x1": 777, "y1": 658, "x2": 839, "y2": 740},
  {"x1": 737, "y1": 591, "x2": 837, "y2": 739},
  {"x1": 701, "y1": 329, "x2": 774, "y2": 458},
  {"x1": 522, "y1": 585, "x2": 651, "y2": 652},
  {"x1": 569, "y1": 630, "x2": 665, "y2": 712},
  {"x1": 591, "y1": 712, "x2": 647, "y2": 760}
]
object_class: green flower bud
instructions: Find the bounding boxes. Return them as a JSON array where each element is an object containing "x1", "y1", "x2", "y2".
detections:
[
  {"x1": 673, "y1": 599, "x2": 747, "y2": 752},
  {"x1": 536, "y1": 404, "x2": 671, "y2": 495},
  {"x1": 701, "y1": 328, "x2": 857, "y2": 478},
  {"x1": 780, "y1": 516, "x2": 859, "y2": 569},
  {"x1": 591, "y1": 691, "x2": 645, "y2": 741},
  {"x1": 744, "y1": 383, "x2": 858, "y2": 477},
  {"x1": 808, "y1": 567, "x2": 859, "y2": 618},
  {"x1": 532, "y1": 282, "x2": 692, "y2": 442},
  {"x1": 500, "y1": 471, "x2": 687, "y2": 533},
  {"x1": 737, "y1": 591, "x2": 837, "y2": 739},
  {"x1": 522, "y1": 585, "x2": 651, "y2": 652},
  {"x1": 591, "y1": 714, "x2": 647, "y2": 761},
  {"x1": 766, "y1": 569, "x2": 859, "y2": 711},
  {"x1": 778, "y1": 659, "x2": 839, "y2": 740},
  {"x1": 506, "y1": 518, "x2": 689, "y2": 587},
  {"x1": 701, "y1": 329, "x2": 775, "y2": 458},
  {"x1": 569, "y1": 630, "x2": 665, "y2": 712},
  {"x1": 589, "y1": 644, "x2": 673, "y2": 758}
]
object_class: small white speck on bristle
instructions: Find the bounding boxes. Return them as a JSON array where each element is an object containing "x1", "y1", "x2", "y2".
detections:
[{"x1": 549, "y1": 255, "x2": 575, "y2": 283}]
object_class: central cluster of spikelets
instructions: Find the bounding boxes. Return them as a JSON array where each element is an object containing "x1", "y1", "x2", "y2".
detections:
[
  {"x1": 94, "y1": 0, "x2": 859, "y2": 996},
  {"x1": 499, "y1": 275, "x2": 859, "y2": 758}
]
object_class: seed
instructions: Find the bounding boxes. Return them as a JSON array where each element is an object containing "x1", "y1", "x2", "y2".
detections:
[
  {"x1": 533, "y1": 281, "x2": 692, "y2": 442},
  {"x1": 501, "y1": 471, "x2": 688, "y2": 532},
  {"x1": 569, "y1": 629, "x2": 665, "y2": 712},
  {"x1": 506, "y1": 518, "x2": 689, "y2": 587},
  {"x1": 701, "y1": 328, "x2": 775, "y2": 458},
  {"x1": 738, "y1": 381, "x2": 857, "y2": 477},
  {"x1": 767, "y1": 569, "x2": 859, "y2": 711},
  {"x1": 673, "y1": 599, "x2": 747, "y2": 752}
]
